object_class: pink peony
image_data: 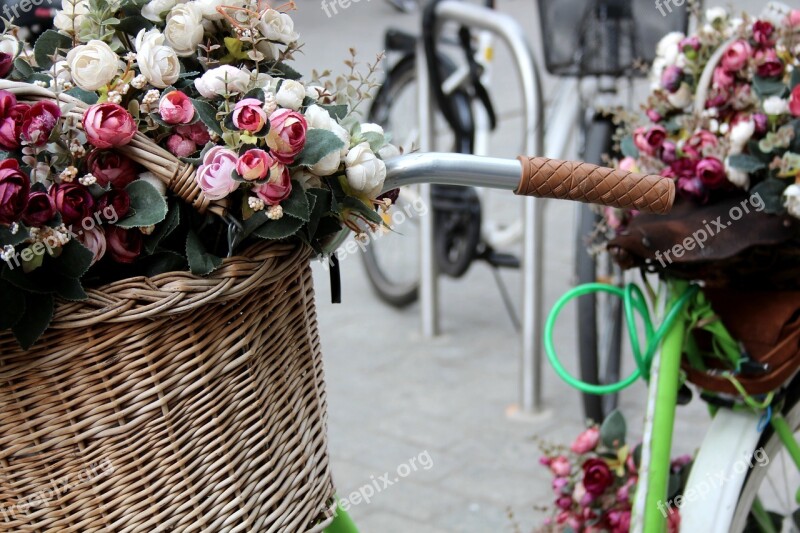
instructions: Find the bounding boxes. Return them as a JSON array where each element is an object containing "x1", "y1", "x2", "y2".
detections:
[
  {"x1": 236, "y1": 148, "x2": 274, "y2": 181},
  {"x1": 195, "y1": 146, "x2": 239, "y2": 201},
  {"x1": 77, "y1": 226, "x2": 107, "y2": 265},
  {"x1": 83, "y1": 103, "x2": 137, "y2": 149},
  {"x1": 22, "y1": 101, "x2": 60, "y2": 146},
  {"x1": 159, "y1": 91, "x2": 194, "y2": 125},
  {"x1": 166, "y1": 133, "x2": 197, "y2": 157},
  {"x1": 254, "y1": 164, "x2": 292, "y2": 206},
  {"x1": 633, "y1": 126, "x2": 667, "y2": 156},
  {"x1": 549, "y1": 455, "x2": 571, "y2": 477},
  {"x1": 696, "y1": 157, "x2": 726, "y2": 189},
  {"x1": 106, "y1": 226, "x2": 142, "y2": 264},
  {"x1": 570, "y1": 427, "x2": 600, "y2": 454},
  {"x1": 0, "y1": 159, "x2": 29, "y2": 225},
  {"x1": 790, "y1": 85, "x2": 800, "y2": 117},
  {"x1": 712, "y1": 66, "x2": 734, "y2": 90},
  {"x1": 232, "y1": 98, "x2": 267, "y2": 133},
  {"x1": 755, "y1": 48, "x2": 783, "y2": 78},
  {"x1": 721, "y1": 40, "x2": 751, "y2": 72},
  {"x1": 266, "y1": 108, "x2": 307, "y2": 164},
  {"x1": 176, "y1": 122, "x2": 211, "y2": 145},
  {"x1": 0, "y1": 99, "x2": 29, "y2": 150}
]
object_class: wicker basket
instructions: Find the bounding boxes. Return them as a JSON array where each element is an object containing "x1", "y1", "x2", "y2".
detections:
[{"x1": 0, "y1": 241, "x2": 336, "y2": 532}]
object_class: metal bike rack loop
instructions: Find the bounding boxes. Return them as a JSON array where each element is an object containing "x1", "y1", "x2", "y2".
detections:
[{"x1": 418, "y1": 1, "x2": 547, "y2": 414}]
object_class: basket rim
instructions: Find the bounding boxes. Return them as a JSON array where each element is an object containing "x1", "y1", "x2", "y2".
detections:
[{"x1": 49, "y1": 240, "x2": 311, "y2": 328}]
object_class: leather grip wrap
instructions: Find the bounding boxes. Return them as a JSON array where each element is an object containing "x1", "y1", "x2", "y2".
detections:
[{"x1": 515, "y1": 156, "x2": 675, "y2": 214}]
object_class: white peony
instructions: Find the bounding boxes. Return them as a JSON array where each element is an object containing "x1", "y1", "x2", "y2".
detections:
[
  {"x1": 763, "y1": 96, "x2": 789, "y2": 115},
  {"x1": 258, "y1": 9, "x2": 299, "y2": 44},
  {"x1": 275, "y1": 79, "x2": 305, "y2": 110},
  {"x1": 784, "y1": 184, "x2": 800, "y2": 219},
  {"x1": 54, "y1": 0, "x2": 90, "y2": 33},
  {"x1": 65, "y1": 40, "x2": 121, "y2": 91},
  {"x1": 141, "y1": 0, "x2": 178, "y2": 22},
  {"x1": 164, "y1": 2, "x2": 204, "y2": 57},
  {"x1": 655, "y1": 32, "x2": 684, "y2": 66},
  {"x1": 195, "y1": 0, "x2": 226, "y2": 20},
  {"x1": 344, "y1": 142, "x2": 385, "y2": 197},
  {"x1": 729, "y1": 119, "x2": 755, "y2": 151},
  {"x1": 194, "y1": 65, "x2": 250, "y2": 99},
  {"x1": 135, "y1": 29, "x2": 180, "y2": 88},
  {"x1": 311, "y1": 122, "x2": 349, "y2": 176},
  {"x1": 724, "y1": 157, "x2": 750, "y2": 190},
  {"x1": 304, "y1": 104, "x2": 333, "y2": 130},
  {"x1": 360, "y1": 123, "x2": 384, "y2": 136}
]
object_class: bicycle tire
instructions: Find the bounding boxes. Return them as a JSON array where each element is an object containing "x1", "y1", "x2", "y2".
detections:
[
  {"x1": 575, "y1": 117, "x2": 624, "y2": 423},
  {"x1": 729, "y1": 374, "x2": 800, "y2": 532}
]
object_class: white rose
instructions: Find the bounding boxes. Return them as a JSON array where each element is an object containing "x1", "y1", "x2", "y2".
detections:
[
  {"x1": 655, "y1": 32, "x2": 684, "y2": 66},
  {"x1": 54, "y1": 0, "x2": 90, "y2": 33},
  {"x1": 135, "y1": 29, "x2": 180, "y2": 88},
  {"x1": 763, "y1": 96, "x2": 789, "y2": 115},
  {"x1": 304, "y1": 104, "x2": 333, "y2": 130},
  {"x1": 378, "y1": 143, "x2": 400, "y2": 161},
  {"x1": 195, "y1": 0, "x2": 226, "y2": 20},
  {"x1": 194, "y1": 65, "x2": 250, "y2": 99},
  {"x1": 729, "y1": 119, "x2": 755, "y2": 151},
  {"x1": 258, "y1": 9, "x2": 299, "y2": 44},
  {"x1": 0, "y1": 36, "x2": 18, "y2": 57},
  {"x1": 293, "y1": 168, "x2": 323, "y2": 190},
  {"x1": 276, "y1": 79, "x2": 305, "y2": 110},
  {"x1": 784, "y1": 184, "x2": 800, "y2": 219},
  {"x1": 724, "y1": 157, "x2": 750, "y2": 190},
  {"x1": 305, "y1": 85, "x2": 325, "y2": 101},
  {"x1": 141, "y1": 0, "x2": 178, "y2": 22},
  {"x1": 360, "y1": 123, "x2": 384, "y2": 136},
  {"x1": 310, "y1": 122, "x2": 349, "y2": 176},
  {"x1": 65, "y1": 40, "x2": 121, "y2": 91},
  {"x1": 345, "y1": 142, "x2": 385, "y2": 197},
  {"x1": 49, "y1": 60, "x2": 71, "y2": 82},
  {"x1": 705, "y1": 7, "x2": 727, "y2": 24},
  {"x1": 165, "y1": 2, "x2": 204, "y2": 57},
  {"x1": 138, "y1": 171, "x2": 167, "y2": 197},
  {"x1": 667, "y1": 82, "x2": 692, "y2": 109}
]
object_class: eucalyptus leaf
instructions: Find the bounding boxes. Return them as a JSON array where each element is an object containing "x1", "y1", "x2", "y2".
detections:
[
  {"x1": 321, "y1": 104, "x2": 348, "y2": 120},
  {"x1": 600, "y1": 409, "x2": 626, "y2": 448},
  {"x1": 296, "y1": 129, "x2": 345, "y2": 167},
  {"x1": 33, "y1": 30, "x2": 71, "y2": 70},
  {"x1": 13, "y1": 57, "x2": 32, "y2": 78},
  {"x1": 191, "y1": 98, "x2": 224, "y2": 136},
  {"x1": 728, "y1": 153, "x2": 766, "y2": 173},
  {"x1": 620, "y1": 136, "x2": 640, "y2": 159},
  {"x1": 281, "y1": 180, "x2": 311, "y2": 221},
  {"x1": 186, "y1": 230, "x2": 222, "y2": 275},
  {"x1": 753, "y1": 76, "x2": 788, "y2": 99},
  {"x1": 65, "y1": 87, "x2": 99, "y2": 105},
  {"x1": 118, "y1": 180, "x2": 168, "y2": 228},
  {"x1": 750, "y1": 178, "x2": 788, "y2": 214}
]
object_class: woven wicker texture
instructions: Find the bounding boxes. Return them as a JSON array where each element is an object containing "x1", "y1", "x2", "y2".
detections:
[
  {"x1": 0, "y1": 242, "x2": 334, "y2": 532},
  {"x1": 515, "y1": 156, "x2": 675, "y2": 214},
  {"x1": 0, "y1": 80, "x2": 227, "y2": 217}
]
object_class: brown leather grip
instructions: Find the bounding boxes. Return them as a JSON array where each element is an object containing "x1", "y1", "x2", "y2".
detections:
[{"x1": 515, "y1": 156, "x2": 675, "y2": 214}]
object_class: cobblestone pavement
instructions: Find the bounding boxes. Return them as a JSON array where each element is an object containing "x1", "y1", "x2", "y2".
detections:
[{"x1": 292, "y1": 0, "x2": 779, "y2": 530}]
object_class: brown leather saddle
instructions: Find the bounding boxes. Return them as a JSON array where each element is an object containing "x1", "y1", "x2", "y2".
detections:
[{"x1": 606, "y1": 194, "x2": 800, "y2": 395}]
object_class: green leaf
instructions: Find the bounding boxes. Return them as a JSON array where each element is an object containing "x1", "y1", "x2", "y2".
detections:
[
  {"x1": 306, "y1": 188, "x2": 331, "y2": 239},
  {"x1": 362, "y1": 131, "x2": 385, "y2": 153},
  {"x1": 600, "y1": 409, "x2": 626, "y2": 448},
  {"x1": 252, "y1": 215, "x2": 305, "y2": 240},
  {"x1": 321, "y1": 104, "x2": 348, "y2": 120},
  {"x1": 144, "y1": 202, "x2": 180, "y2": 254},
  {"x1": 728, "y1": 153, "x2": 766, "y2": 173},
  {"x1": 753, "y1": 76, "x2": 788, "y2": 99},
  {"x1": 52, "y1": 274, "x2": 87, "y2": 301},
  {"x1": 751, "y1": 178, "x2": 788, "y2": 214},
  {"x1": 12, "y1": 292, "x2": 54, "y2": 350},
  {"x1": 621, "y1": 136, "x2": 640, "y2": 159},
  {"x1": 296, "y1": 129, "x2": 345, "y2": 167},
  {"x1": 58, "y1": 240, "x2": 94, "y2": 279},
  {"x1": 13, "y1": 58, "x2": 33, "y2": 79},
  {"x1": 0, "y1": 279, "x2": 25, "y2": 329},
  {"x1": 140, "y1": 250, "x2": 187, "y2": 277},
  {"x1": 186, "y1": 230, "x2": 222, "y2": 275},
  {"x1": 65, "y1": 87, "x2": 99, "y2": 105},
  {"x1": 118, "y1": 180, "x2": 168, "y2": 228},
  {"x1": 0, "y1": 224, "x2": 30, "y2": 247},
  {"x1": 33, "y1": 30, "x2": 72, "y2": 70},
  {"x1": 792, "y1": 68, "x2": 800, "y2": 90},
  {"x1": 342, "y1": 196, "x2": 382, "y2": 226},
  {"x1": 282, "y1": 180, "x2": 311, "y2": 221},
  {"x1": 243, "y1": 87, "x2": 265, "y2": 102},
  {"x1": 191, "y1": 98, "x2": 224, "y2": 136},
  {"x1": 273, "y1": 62, "x2": 302, "y2": 80},
  {"x1": 115, "y1": 14, "x2": 153, "y2": 35}
]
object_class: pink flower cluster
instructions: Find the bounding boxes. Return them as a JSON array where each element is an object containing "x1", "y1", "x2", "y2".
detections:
[{"x1": 0, "y1": 91, "x2": 61, "y2": 150}]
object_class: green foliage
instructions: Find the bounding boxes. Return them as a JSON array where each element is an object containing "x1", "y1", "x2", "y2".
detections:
[
  {"x1": 33, "y1": 30, "x2": 71, "y2": 70},
  {"x1": 600, "y1": 410, "x2": 626, "y2": 448},
  {"x1": 295, "y1": 129, "x2": 345, "y2": 167},
  {"x1": 117, "y1": 180, "x2": 169, "y2": 228}
]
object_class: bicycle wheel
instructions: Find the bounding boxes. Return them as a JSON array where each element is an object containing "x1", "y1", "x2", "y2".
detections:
[
  {"x1": 362, "y1": 54, "x2": 473, "y2": 307},
  {"x1": 575, "y1": 117, "x2": 624, "y2": 424},
  {"x1": 730, "y1": 376, "x2": 800, "y2": 532}
]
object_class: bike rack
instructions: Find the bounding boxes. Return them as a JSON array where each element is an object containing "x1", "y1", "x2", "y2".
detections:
[{"x1": 418, "y1": 0, "x2": 548, "y2": 415}]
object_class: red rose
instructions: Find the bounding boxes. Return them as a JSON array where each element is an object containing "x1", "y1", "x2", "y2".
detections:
[
  {"x1": 21, "y1": 190, "x2": 56, "y2": 226},
  {"x1": 175, "y1": 122, "x2": 210, "y2": 145},
  {"x1": 755, "y1": 49, "x2": 783, "y2": 78},
  {"x1": 106, "y1": 226, "x2": 142, "y2": 264},
  {"x1": 633, "y1": 126, "x2": 667, "y2": 156},
  {"x1": 86, "y1": 150, "x2": 138, "y2": 189},
  {"x1": 696, "y1": 157, "x2": 726, "y2": 189},
  {"x1": 159, "y1": 91, "x2": 194, "y2": 125},
  {"x1": 22, "y1": 100, "x2": 61, "y2": 146},
  {"x1": 49, "y1": 182, "x2": 94, "y2": 225},
  {"x1": 753, "y1": 20, "x2": 775, "y2": 47},
  {"x1": 266, "y1": 108, "x2": 307, "y2": 164},
  {"x1": 96, "y1": 189, "x2": 130, "y2": 221},
  {"x1": 0, "y1": 52, "x2": 13, "y2": 78},
  {"x1": 254, "y1": 164, "x2": 292, "y2": 206},
  {"x1": 0, "y1": 159, "x2": 29, "y2": 225},
  {"x1": 232, "y1": 98, "x2": 268, "y2": 133},
  {"x1": 581, "y1": 458, "x2": 614, "y2": 496},
  {"x1": 0, "y1": 101, "x2": 30, "y2": 150},
  {"x1": 83, "y1": 103, "x2": 137, "y2": 149},
  {"x1": 790, "y1": 85, "x2": 800, "y2": 117},
  {"x1": 676, "y1": 176, "x2": 708, "y2": 203}
]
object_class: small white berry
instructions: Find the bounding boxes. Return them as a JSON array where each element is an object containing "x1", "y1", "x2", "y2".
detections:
[
  {"x1": 78, "y1": 174, "x2": 97, "y2": 186},
  {"x1": 266, "y1": 205, "x2": 283, "y2": 220},
  {"x1": 248, "y1": 196, "x2": 265, "y2": 212},
  {"x1": 131, "y1": 75, "x2": 147, "y2": 90}
]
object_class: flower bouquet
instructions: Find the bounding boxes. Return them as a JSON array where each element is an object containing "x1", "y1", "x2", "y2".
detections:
[
  {"x1": 537, "y1": 412, "x2": 688, "y2": 533},
  {"x1": 0, "y1": 1, "x2": 397, "y2": 530}
]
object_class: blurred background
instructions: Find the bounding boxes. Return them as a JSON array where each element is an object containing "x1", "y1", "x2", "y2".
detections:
[{"x1": 287, "y1": 0, "x2": 780, "y2": 531}]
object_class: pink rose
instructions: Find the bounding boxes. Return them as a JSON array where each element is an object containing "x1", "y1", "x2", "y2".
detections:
[
  {"x1": 176, "y1": 122, "x2": 210, "y2": 145},
  {"x1": 676, "y1": 176, "x2": 708, "y2": 203},
  {"x1": 633, "y1": 126, "x2": 666, "y2": 156},
  {"x1": 22, "y1": 101, "x2": 60, "y2": 146},
  {"x1": 753, "y1": 20, "x2": 774, "y2": 47},
  {"x1": 195, "y1": 146, "x2": 239, "y2": 201},
  {"x1": 96, "y1": 189, "x2": 130, "y2": 221},
  {"x1": 570, "y1": 426, "x2": 600, "y2": 454},
  {"x1": 21, "y1": 191, "x2": 56, "y2": 227},
  {"x1": 670, "y1": 454, "x2": 692, "y2": 472},
  {"x1": 254, "y1": 164, "x2": 292, "y2": 206},
  {"x1": 236, "y1": 148, "x2": 274, "y2": 181},
  {"x1": 663, "y1": 157, "x2": 698, "y2": 181},
  {"x1": 661, "y1": 141, "x2": 677, "y2": 164},
  {"x1": 106, "y1": 226, "x2": 142, "y2": 264},
  {"x1": 266, "y1": 108, "x2": 307, "y2": 164},
  {"x1": 0, "y1": 159, "x2": 29, "y2": 225},
  {"x1": 683, "y1": 130, "x2": 718, "y2": 159},
  {"x1": 582, "y1": 458, "x2": 613, "y2": 496},
  {"x1": 712, "y1": 66, "x2": 734, "y2": 90},
  {"x1": 790, "y1": 10, "x2": 800, "y2": 28},
  {"x1": 755, "y1": 49, "x2": 783, "y2": 78},
  {"x1": 549, "y1": 455, "x2": 571, "y2": 477},
  {"x1": 0, "y1": 100, "x2": 30, "y2": 150},
  {"x1": 159, "y1": 91, "x2": 194, "y2": 125},
  {"x1": 618, "y1": 157, "x2": 637, "y2": 172},
  {"x1": 232, "y1": 98, "x2": 267, "y2": 133},
  {"x1": 552, "y1": 476, "x2": 568, "y2": 494},
  {"x1": 83, "y1": 103, "x2": 137, "y2": 149},
  {"x1": 753, "y1": 113, "x2": 768, "y2": 136},
  {"x1": 556, "y1": 496, "x2": 572, "y2": 510},
  {"x1": 166, "y1": 133, "x2": 197, "y2": 157},
  {"x1": 661, "y1": 65, "x2": 683, "y2": 93},
  {"x1": 667, "y1": 508, "x2": 681, "y2": 532},
  {"x1": 608, "y1": 509, "x2": 632, "y2": 533},
  {"x1": 721, "y1": 40, "x2": 751, "y2": 72},
  {"x1": 86, "y1": 150, "x2": 138, "y2": 189},
  {"x1": 50, "y1": 182, "x2": 94, "y2": 225},
  {"x1": 790, "y1": 85, "x2": 800, "y2": 117},
  {"x1": 646, "y1": 108, "x2": 662, "y2": 122},
  {"x1": 77, "y1": 226, "x2": 106, "y2": 265},
  {"x1": 696, "y1": 157, "x2": 726, "y2": 189},
  {"x1": 0, "y1": 53, "x2": 12, "y2": 78}
]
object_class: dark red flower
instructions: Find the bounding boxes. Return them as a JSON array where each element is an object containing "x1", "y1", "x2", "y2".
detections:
[
  {"x1": 756, "y1": 49, "x2": 783, "y2": 78},
  {"x1": 96, "y1": 189, "x2": 130, "y2": 221},
  {"x1": 753, "y1": 20, "x2": 775, "y2": 47},
  {"x1": 676, "y1": 176, "x2": 708, "y2": 203},
  {"x1": 0, "y1": 159, "x2": 29, "y2": 225},
  {"x1": 0, "y1": 102, "x2": 30, "y2": 150},
  {"x1": 21, "y1": 190, "x2": 56, "y2": 226},
  {"x1": 49, "y1": 182, "x2": 94, "y2": 225},
  {"x1": 86, "y1": 150, "x2": 138, "y2": 189},
  {"x1": 22, "y1": 100, "x2": 61, "y2": 146},
  {"x1": 0, "y1": 52, "x2": 13, "y2": 78},
  {"x1": 696, "y1": 157, "x2": 726, "y2": 189},
  {"x1": 581, "y1": 458, "x2": 614, "y2": 496},
  {"x1": 106, "y1": 226, "x2": 142, "y2": 264}
]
